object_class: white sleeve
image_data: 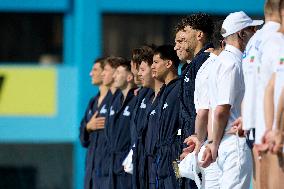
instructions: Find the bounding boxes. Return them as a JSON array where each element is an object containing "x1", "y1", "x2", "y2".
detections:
[{"x1": 217, "y1": 63, "x2": 239, "y2": 106}]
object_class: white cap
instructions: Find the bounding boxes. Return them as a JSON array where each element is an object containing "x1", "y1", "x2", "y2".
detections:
[
  {"x1": 221, "y1": 11, "x2": 264, "y2": 37},
  {"x1": 178, "y1": 152, "x2": 202, "y2": 188}
]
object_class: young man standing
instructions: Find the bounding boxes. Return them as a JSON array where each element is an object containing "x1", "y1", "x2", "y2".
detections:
[
  {"x1": 79, "y1": 58, "x2": 111, "y2": 189},
  {"x1": 203, "y1": 12, "x2": 262, "y2": 188},
  {"x1": 95, "y1": 57, "x2": 122, "y2": 189},
  {"x1": 174, "y1": 13, "x2": 214, "y2": 189},
  {"x1": 151, "y1": 45, "x2": 181, "y2": 189},
  {"x1": 104, "y1": 58, "x2": 137, "y2": 189}
]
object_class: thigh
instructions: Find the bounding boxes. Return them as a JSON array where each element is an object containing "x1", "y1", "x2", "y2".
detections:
[
  {"x1": 218, "y1": 137, "x2": 252, "y2": 189},
  {"x1": 203, "y1": 162, "x2": 221, "y2": 189}
]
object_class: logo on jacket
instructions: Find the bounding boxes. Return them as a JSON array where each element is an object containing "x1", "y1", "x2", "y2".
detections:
[
  {"x1": 140, "y1": 98, "x2": 146, "y2": 109},
  {"x1": 150, "y1": 110, "x2": 156, "y2": 115},
  {"x1": 123, "y1": 106, "x2": 130, "y2": 116},
  {"x1": 184, "y1": 75, "x2": 189, "y2": 82},
  {"x1": 110, "y1": 106, "x2": 115, "y2": 116},
  {"x1": 163, "y1": 102, "x2": 168, "y2": 109},
  {"x1": 100, "y1": 104, "x2": 107, "y2": 114}
]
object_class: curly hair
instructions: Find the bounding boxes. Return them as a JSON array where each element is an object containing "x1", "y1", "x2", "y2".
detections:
[
  {"x1": 175, "y1": 13, "x2": 214, "y2": 38},
  {"x1": 212, "y1": 20, "x2": 224, "y2": 49}
]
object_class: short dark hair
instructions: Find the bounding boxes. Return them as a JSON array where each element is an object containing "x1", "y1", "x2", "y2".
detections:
[
  {"x1": 105, "y1": 57, "x2": 127, "y2": 69},
  {"x1": 140, "y1": 45, "x2": 155, "y2": 66},
  {"x1": 131, "y1": 45, "x2": 156, "y2": 65},
  {"x1": 175, "y1": 13, "x2": 214, "y2": 39},
  {"x1": 212, "y1": 20, "x2": 224, "y2": 50},
  {"x1": 154, "y1": 45, "x2": 180, "y2": 69},
  {"x1": 93, "y1": 57, "x2": 106, "y2": 69},
  {"x1": 118, "y1": 59, "x2": 132, "y2": 72}
]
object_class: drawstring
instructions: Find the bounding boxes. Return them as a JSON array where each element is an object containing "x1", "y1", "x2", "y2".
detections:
[{"x1": 235, "y1": 132, "x2": 241, "y2": 172}]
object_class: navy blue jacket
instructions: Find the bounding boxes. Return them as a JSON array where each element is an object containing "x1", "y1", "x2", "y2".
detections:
[
  {"x1": 152, "y1": 78, "x2": 181, "y2": 189},
  {"x1": 131, "y1": 88, "x2": 155, "y2": 189},
  {"x1": 79, "y1": 90, "x2": 113, "y2": 189},
  {"x1": 104, "y1": 88, "x2": 137, "y2": 189},
  {"x1": 179, "y1": 43, "x2": 212, "y2": 141}
]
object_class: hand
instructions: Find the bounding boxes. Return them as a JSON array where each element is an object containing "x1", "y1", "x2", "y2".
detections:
[
  {"x1": 86, "y1": 112, "x2": 106, "y2": 132},
  {"x1": 180, "y1": 135, "x2": 201, "y2": 160},
  {"x1": 229, "y1": 117, "x2": 245, "y2": 137},
  {"x1": 269, "y1": 130, "x2": 284, "y2": 154},
  {"x1": 184, "y1": 135, "x2": 202, "y2": 154},
  {"x1": 199, "y1": 145, "x2": 213, "y2": 168}
]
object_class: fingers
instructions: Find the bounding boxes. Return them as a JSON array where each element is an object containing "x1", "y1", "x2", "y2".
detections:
[
  {"x1": 92, "y1": 111, "x2": 98, "y2": 118},
  {"x1": 200, "y1": 149, "x2": 213, "y2": 168},
  {"x1": 180, "y1": 151, "x2": 189, "y2": 160}
]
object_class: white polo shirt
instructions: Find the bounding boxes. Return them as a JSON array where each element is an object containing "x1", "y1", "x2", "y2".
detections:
[
  {"x1": 273, "y1": 46, "x2": 284, "y2": 129},
  {"x1": 208, "y1": 45, "x2": 244, "y2": 132},
  {"x1": 242, "y1": 21, "x2": 281, "y2": 131},
  {"x1": 254, "y1": 32, "x2": 284, "y2": 144},
  {"x1": 194, "y1": 53, "x2": 218, "y2": 112}
]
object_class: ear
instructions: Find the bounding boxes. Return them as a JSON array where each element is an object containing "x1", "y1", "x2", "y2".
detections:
[
  {"x1": 196, "y1": 30, "x2": 205, "y2": 41},
  {"x1": 126, "y1": 72, "x2": 134, "y2": 83},
  {"x1": 237, "y1": 30, "x2": 245, "y2": 40},
  {"x1": 165, "y1": 60, "x2": 173, "y2": 69}
]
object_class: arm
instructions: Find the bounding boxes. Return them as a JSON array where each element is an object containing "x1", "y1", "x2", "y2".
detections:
[
  {"x1": 195, "y1": 109, "x2": 209, "y2": 142},
  {"x1": 211, "y1": 104, "x2": 231, "y2": 159},
  {"x1": 264, "y1": 73, "x2": 276, "y2": 132},
  {"x1": 272, "y1": 87, "x2": 284, "y2": 153}
]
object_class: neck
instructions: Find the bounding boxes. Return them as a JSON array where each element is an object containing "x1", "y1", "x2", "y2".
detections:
[
  {"x1": 226, "y1": 40, "x2": 243, "y2": 52},
  {"x1": 212, "y1": 48, "x2": 223, "y2": 56},
  {"x1": 121, "y1": 84, "x2": 133, "y2": 101},
  {"x1": 99, "y1": 85, "x2": 109, "y2": 96},
  {"x1": 154, "y1": 79, "x2": 163, "y2": 96},
  {"x1": 110, "y1": 86, "x2": 117, "y2": 94},
  {"x1": 194, "y1": 42, "x2": 204, "y2": 57},
  {"x1": 164, "y1": 71, "x2": 178, "y2": 85}
]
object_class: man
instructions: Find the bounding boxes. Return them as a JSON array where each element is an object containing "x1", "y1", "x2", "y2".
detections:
[
  {"x1": 180, "y1": 21, "x2": 225, "y2": 189},
  {"x1": 174, "y1": 13, "x2": 214, "y2": 189},
  {"x1": 131, "y1": 46, "x2": 156, "y2": 189},
  {"x1": 94, "y1": 57, "x2": 122, "y2": 189},
  {"x1": 79, "y1": 58, "x2": 111, "y2": 189},
  {"x1": 240, "y1": 1, "x2": 283, "y2": 188},
  {"x1": 203, "y1": 11, "x2": 262, "y2": 188},
  {"x1": 151, "y1": 45, "x2": 181, "y2": 189},
  {"x1": 137, "y1": 51, "x2": 165, "y2": 189},
  {"x1": 104, "y1": 58, "x2": 137, "y2": 189}
]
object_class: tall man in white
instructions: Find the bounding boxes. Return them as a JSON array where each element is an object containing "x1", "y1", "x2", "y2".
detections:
[{"x1": 202, "y1": 12, "x2": 263, "y2": 188}]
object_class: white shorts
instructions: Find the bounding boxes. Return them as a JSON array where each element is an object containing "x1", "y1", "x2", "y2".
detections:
[
  {"x1": 216, "y1": 135, "x2": 252, "y2": 189},
  {"x1": 201, "y1": 161, "x2": 221, "y2": 189}
]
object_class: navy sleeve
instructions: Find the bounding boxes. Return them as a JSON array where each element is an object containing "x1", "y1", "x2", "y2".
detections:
[{"x1": 79, "y1": 97, "x2": 97, "y2": 148}]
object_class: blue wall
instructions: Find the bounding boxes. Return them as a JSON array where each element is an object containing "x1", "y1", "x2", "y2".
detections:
[{"x1": 0, "y1": 0, "x2": 264, "y2": 188}]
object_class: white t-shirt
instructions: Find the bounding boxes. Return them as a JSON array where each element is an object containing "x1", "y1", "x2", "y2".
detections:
[
  {"x1": 242, "y1": 21, "x2": 281, "y2": 131},
  {"x1": 194, "y1": 53, "x2": 218, "y2": 111},
  {"x1": 254, "y1": 32, "x2": 284, "y2": 144},
  {"x1": 273, "y1": 47, "x2": 284, "y2": 129},
  {"x1": 208, "y1": 45, "x2": 244, "y2": 132}
]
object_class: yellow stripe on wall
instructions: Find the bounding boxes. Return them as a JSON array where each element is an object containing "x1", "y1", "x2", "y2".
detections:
[{"x1": 0, "y1": 67, "x2": 57, "y2": 116}]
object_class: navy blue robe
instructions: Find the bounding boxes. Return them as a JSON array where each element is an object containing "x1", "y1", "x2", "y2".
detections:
[
  {"x1": 131, "y1": 88, "x2": 155, "y2": 189},
  {"x1": 104, "y1": 89, "x2": 137, "y2": 189},
  {"x1": 79, "y1": 90, "x2": 113, "y2": 189},
  {"x1": 143, "y1": 86, "x2": 166, "y2": 189},
  {"x1": 179, "y1": 43, "x2": 212, "y2": 189},
  {"x1": 94, "y1": 89, "x2": 122, "y2": 189},
  {"x1": 154, "y1": 78, "x2": 182, "y2": 189}
]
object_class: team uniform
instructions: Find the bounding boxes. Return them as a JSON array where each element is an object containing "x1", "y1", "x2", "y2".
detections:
[
  {"x1": 194, "y1": 53, "x2": 221, "y2": 189},
  {"x1": 241, "y1": 21, "x2": 281, "y2": 188},
  {"x1": 154, "y1": 78, "x2": 181, "y2": 189},
  {"x1": 79, "y1": 90, "x2": 113, "y2": 189},
  {"x1": 94, "y1": 89, "x2": 122, "y2": 189},
  {"x1": 179, "y1": 43, "x2": 212, "y2": 189},
  {"x1": 208, "y1": 45, "x2": 252, "y2": 189},
  {"x1": 131, "y1": 87, "x2": 155, "y2": 189},
  {"x1": 104, "y1": 88, "x2": 137, "y2": 189}
]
